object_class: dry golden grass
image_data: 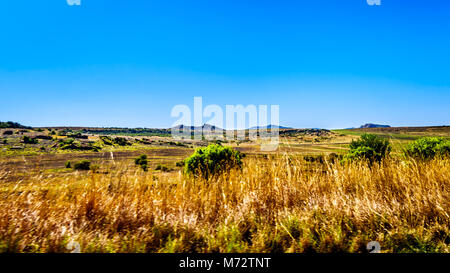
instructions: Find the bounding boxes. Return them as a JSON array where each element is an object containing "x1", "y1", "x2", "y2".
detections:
[{"x1": 0, "y1": 155, "x2": 449, "y2": 253}]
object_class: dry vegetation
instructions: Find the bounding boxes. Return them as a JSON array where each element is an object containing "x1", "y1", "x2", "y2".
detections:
[{"x1": 0, "y1": 154, "x2": 448, "y2": 253}]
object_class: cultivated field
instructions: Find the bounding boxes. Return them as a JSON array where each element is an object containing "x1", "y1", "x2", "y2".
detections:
[{"x1": 0, "y1": 126, "x2": 449, "y2": 252}]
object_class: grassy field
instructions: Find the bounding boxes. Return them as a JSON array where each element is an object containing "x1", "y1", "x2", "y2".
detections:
[
  {"x1": 334, "y1": 126, "x2": 450, "y2": 141},
  {"x1": 0, "y1": 126, "x2": 449, "y2": 253}
]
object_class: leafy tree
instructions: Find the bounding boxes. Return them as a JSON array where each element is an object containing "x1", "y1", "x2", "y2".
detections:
[
  {"x1": 135, "y1": 155, "x2": 148, "y2": 171},
  {"x1": 344, "y1": 134, "x2": 391, "y2": 163},
  {"x1": 183, "y1": 144, "x2": 244, "y2": 179}
]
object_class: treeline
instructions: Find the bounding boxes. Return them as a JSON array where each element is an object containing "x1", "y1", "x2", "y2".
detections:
[
  {"x1": 81, "y1": 128, "x2": 171, "y2": 137},
  {"x1": 0, "y1": 121, "x2": 31, "y2": 129},
  {"x1": 279, "y1": 128, "x2": 330, "y2": 136}
]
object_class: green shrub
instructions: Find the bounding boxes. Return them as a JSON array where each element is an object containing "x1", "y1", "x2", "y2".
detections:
[
  {"x1": 155, "y1": 164, "x2": 172, "y2": 172},
  {"x1": 135, "y1": 155, "x2": 148, "y2": 171},
  {"x1": 183, "y1": 144, "x2": 244, "y2": 179},
  {"x1": 176, "y1": 160, "x2": 185, "y2": 167},
  {"x1": 435, "y1": 141, "x2": 450, "y2": 157},
  {"x1": 60, "y1": 138, "x2": 75, "y2": 145},
  {"x1": 90, "y1": 144, "x2": 101, "y2": 152},
  {"x1": 73, "y1": 160, "x2": 91, "y2": 170},
  {"x1": 57, "y1": 129, "x2": 72, "y2": 136},
  {"x1": 65, "y1": 161, "x2": 72, "y2": 168},
  {"x1": 100, "y1": 136, "x2": 113, "y2": 145},
  {"x1": 67, "y1": 132, "x2": 88, "y2": 139},
  {"x1": 404, "y1": 137, "x2": 450, "y2": 160},
  {"x1": 344, "y1": 134, "x2": 391, "y2": 163},
  {"x1": 113, "y1": 137, "x2": 131, "y2": 146},
  {"x1": 23, "y1": 136, "x2": 38, "y2": 144},
  {"x1": 58, "y1": 138, "x2": 100, "y2": 152}
]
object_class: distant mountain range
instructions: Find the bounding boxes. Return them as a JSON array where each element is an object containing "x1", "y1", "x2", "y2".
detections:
[
  {"x1": 346, "y1": 123, "x2": 391, "y2": 129},
  {"x1": 359, "y1": 123, "x2": 391, "y2": 128},
  {"x1": 248, "y1": 125, "x2": 293, "y2": 130}
]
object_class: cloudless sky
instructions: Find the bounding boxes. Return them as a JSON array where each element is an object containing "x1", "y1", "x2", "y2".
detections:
[{"x1": 0, "y1": 0, "x2": 449, "y2": 129}]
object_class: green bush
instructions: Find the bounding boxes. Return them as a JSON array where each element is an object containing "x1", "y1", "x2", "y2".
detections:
[
  {"x1": 344, "y1": 134, "x2": 391, "y2": 163},
  {"x1": 100, "y1": 136, "x2": 113, "y2": 145},
  {"x1": 65, "y1": 161, "x2": 72, "y2": 168},
  {"x1": 176, "y1": 160, "x2": 185, "y2": 167},
  {"x1": 155, "y1": 164, "x2": 171, "y2": 172},
  {"x1": 23, "y1": 136, "x2": 38, "y2": 144},
  {"x1": 183, "y1": 144, "x2": 243, "y2": 179},
  {"x1": 58, "y1": 138, "x2": 100, "y2": 152},
  {"x1": 135, "y1": 155, "x2": 148, "y2": 171},
  {"x1": 60, "y1": 138, "x2": 75, "y2": 145},
  {"x1": 436, "y1": 141, "x2": 450, "y2": 157},
  {"x1": 404, "y1": 137, "x2": 450, "y2": 160},
  {"x1": 113, "y1": 137, "x2": 131, "y2": 146},
  {"x1": 73, "y1": 160, "x2": 91, "y2": 171}
]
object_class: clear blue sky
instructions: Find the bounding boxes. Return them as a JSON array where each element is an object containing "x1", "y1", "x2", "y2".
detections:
[{"x1": 1, "y1": 0, "x2": 449, "y2": 129}]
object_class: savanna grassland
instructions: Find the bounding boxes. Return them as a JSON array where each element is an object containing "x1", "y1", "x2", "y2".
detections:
[{"x1": 0, "y1": 126, "x2": 449, "y2": 253}]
